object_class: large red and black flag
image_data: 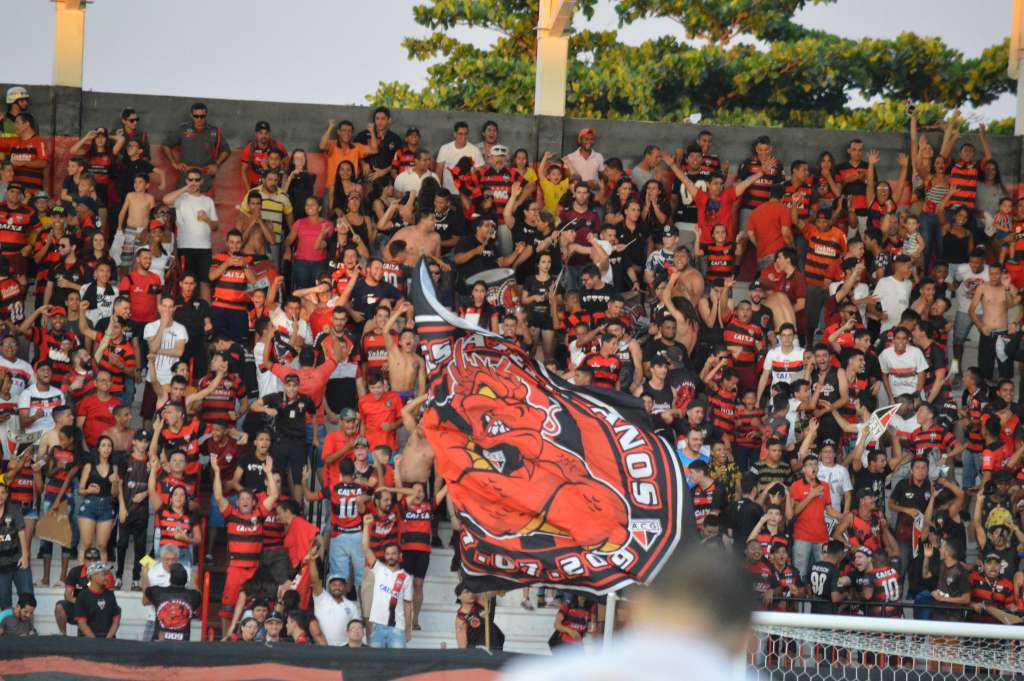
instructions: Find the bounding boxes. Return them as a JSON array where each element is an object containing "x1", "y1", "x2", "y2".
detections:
[{"x1": 409, "y1": 260, "x2": 692, "y2": 594}]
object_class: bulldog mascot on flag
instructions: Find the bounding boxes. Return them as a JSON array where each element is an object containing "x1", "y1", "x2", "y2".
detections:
[{"x1": 397, "y1": 258, "x2": 691, "y2": 593}]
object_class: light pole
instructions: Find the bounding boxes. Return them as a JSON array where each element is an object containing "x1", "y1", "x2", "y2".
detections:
[
  {"x1": 53, "y1": 0, "x2": 88, "y2": 88},
  {"x1": 1011, "y1": 0, "x2": 1024, "y2": 135},
  {"x1": 534, "y1": 0, "x2": 576, "y2": 116}
]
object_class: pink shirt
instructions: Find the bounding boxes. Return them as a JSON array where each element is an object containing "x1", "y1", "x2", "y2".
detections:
[{"x1": 292, "y1": 217, "x2": 330, "y2": 261}]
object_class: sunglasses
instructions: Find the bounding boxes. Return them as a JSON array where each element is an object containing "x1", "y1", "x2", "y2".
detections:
[
  {"x1": 187, "y1": 177, "x2": 201, "y2": 182},
  {"x1": 126, "y1": 118, "x2": 139, "y2": 123},
  {"x1": 192, "y1": 113, "x2": 207, "y2": 119}
]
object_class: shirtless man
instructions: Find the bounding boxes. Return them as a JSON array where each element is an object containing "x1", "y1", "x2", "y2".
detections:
[
  {"x1": 970, "y1": 262, "x2": 1020, "y2": 380},
  {"x1": 387, "y1": 211, "x2": 448, "y2": 270},
  {"x1": 670, "y1": 246, "x2": 704, "y2": 304},
  {"x1": 383, "y1": 302, "x2": 426, "y2": 400},
  {"x1": 116, "y1": 174, "x2": 156, "y2": 273},
  {"x1": 237, "y1": 192, "x2": 275, "y2": 257},
  {"x1": 102, "y1": 404, "x2": 135, "y2": 455}
]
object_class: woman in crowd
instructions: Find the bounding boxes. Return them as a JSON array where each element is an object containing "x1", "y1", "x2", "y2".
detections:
[{"x1": 77, "y1": 435, "x2": 119, "y2": 562}]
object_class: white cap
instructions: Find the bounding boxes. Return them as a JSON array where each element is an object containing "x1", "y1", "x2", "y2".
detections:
[
  {"x1": 6, "y1": 86, "x2": 29, "y2": 104},
  {"x1": 489, "y1": 144, "x2": 509, "y2": 157}
]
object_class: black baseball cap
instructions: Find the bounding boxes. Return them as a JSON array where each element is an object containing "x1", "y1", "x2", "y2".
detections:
[
  {"x1": 405, "y1": 127, "x2": 421, "y2": 137},
  {"x1": 284, "y1": 373, "x2": 300, "y2": 384},
  {"x1": 133, "y1": 429, "x2": 151, "y2": 441},
  {"x1": 255, "y1": 121, "x2": 271, "y2": 132},
  {"x1": 84, "y1": 547, "x2": 101, "y2": 560}
]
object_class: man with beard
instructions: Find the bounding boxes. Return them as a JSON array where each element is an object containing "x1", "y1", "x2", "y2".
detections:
[
  {"x1": 361, "y1": 540, "x2": 413, "y2": 648},
  {"x1": 211, "y1": 451, "x2": 278, "y2": 634},
  {"x1": 360, "y1": 488, "x2": 400, "y2": 633}
]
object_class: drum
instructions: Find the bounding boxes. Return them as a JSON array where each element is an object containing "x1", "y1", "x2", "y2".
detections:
[{"x1": 465, "y1": 268, "x2": 518, "y2": 311}]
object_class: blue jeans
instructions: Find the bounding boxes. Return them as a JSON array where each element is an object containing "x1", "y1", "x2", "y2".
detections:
[
  {"x1": 291, "y1": 259, "x2": 328, "y2": 291},
  {"x1": 78, "y1": 495, "x2": 116, "y2": 522},
  {"x1": 370, "y1": 623, "x2": 406, "y2": 648},
  {"x1": 963, "y1": 450, "x2": 981, "y2": 491},
  {"x1": 0, "y1": 567, "x2": 33, "y2": 610},
  {"x1": 792, "y1": 540, "x2": 821, "y2": 581},
  {"x1": 307, "y1": 423, "x2": 325, "y2": 472},
  {"x1": 328, "y1": 532, "x2": 365, "y2": 588},
  {"x1": 913, "y1": 591, "x2": 936, "y2": 620},
  {"x1": 121, "y1": 378, "x2": 136, "y2": 411}
]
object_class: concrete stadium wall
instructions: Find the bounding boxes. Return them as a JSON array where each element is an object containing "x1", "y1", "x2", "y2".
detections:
[{"x1": 7, "y1": 84, "x2": 1023, "y2": 188}]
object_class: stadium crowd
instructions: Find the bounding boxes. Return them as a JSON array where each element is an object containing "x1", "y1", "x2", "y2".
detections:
[{"x1": 0, "y1": 83, "x2": 1023, "y2": 649}]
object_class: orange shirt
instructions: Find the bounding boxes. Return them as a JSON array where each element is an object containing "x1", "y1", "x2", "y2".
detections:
[
  {"x1": 358, "y1": 391, "x2": 402, "y2": 451},
  {"x1": 747, "y1": 201, "x2": 792, "y2": 260},
  {"x1": 325, "y1": 142, "x2": 371, "y2": 186},
  {"x1": 321, "y1": 429, "x2": 357, "y2": 484}
]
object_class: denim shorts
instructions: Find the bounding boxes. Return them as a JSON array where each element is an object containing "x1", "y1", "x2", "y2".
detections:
[{"x1": 78, "y1": 495, "x2": 116, "y2": 522}]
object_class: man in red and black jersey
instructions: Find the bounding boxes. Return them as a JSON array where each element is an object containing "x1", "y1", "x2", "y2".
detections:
[
  {"x1": 390, "y1": 127, "x2": 422, "y2": 176},
  {"x1": 702, "y1": 358, "x2": 740, "y2": 442},
  {"x1": 393, "y1": 481, "x2": 436, "y2": 630},
  {"x1": 209, "y1": 230, "x2": 256, "y2": 345},
  {"x1": 0, "y1": 256, "x2": 26, "y2": 325},
  {"x1": 579, "y1": 333, "x2": 621, "y2": 390},
  {"x1": 909, "y1": 402, "x2": 962, "y2": 468},
  {"x1": 18, "y1": 304, "x2": 79, "y2": 386},
  {"x1": 156, "y1": 402, "x2": 203, "y2": 483},
  {"x1": 941, "y1": 117, "x2": 991, "y2": 210},
  {"x1": 737, "y1": 135, "x2": 785, "y2": 216},
  {"x1": 239, "y1": 121, "x2": 287, "y2": 190},
  {"x1": 211, "y1": 451, "x2": 278, "y2": 633},
  {"x1": 0, "y1": 115, "x2": 48, "y2": 194},
  {"x1": 92, "y1": 318, "x2": 137, "y2": 401},
  {"x1": 968, "y1": 553, "x2": 1017, "y2": 623},
  {"x1": 688, "y1": 460, "x2": 726, "y2": 533},
  {"x1": 745, "y1": 540, "x2": 780, "y2": 609},
  {"x1": 834, "y1": 139, "x2": 872, "y2": 223},
  {"x1": 862, "y1": 549, "x2": 903, "y2": 618},
  {"x1": 196, "y1": 351, "x2": 248, "y2": 426},
  {"x1": 360, "y1": 305, "x2": 399, "y2": 376},
  {"x1": 466, "y1": 145, "x2": 522, "y2": 214},
  {"x1": 783, "y1": 160, "x2": 815, "y2": 227},
  {"x1": 767, "y1": 543, "x2": 804, "y2": 612},
  {"x1": 724, "y1": 300, "x2": 766, "y2": 393},
  {"x1": 302, "y1": 458, "x2": 369, "y2": 589},
  {"x1": 0, "y1": 183, "x2": 37, "y2": 281}
]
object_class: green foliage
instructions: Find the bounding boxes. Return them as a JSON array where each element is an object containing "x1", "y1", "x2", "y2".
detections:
[{"x1": 369, "y1": 0, "x2": 1014, "y2": 131}]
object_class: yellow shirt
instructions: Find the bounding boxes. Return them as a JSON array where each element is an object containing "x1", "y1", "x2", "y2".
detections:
[{"x1": 539, "y1": 177, "x2": 569, "y2": 214}]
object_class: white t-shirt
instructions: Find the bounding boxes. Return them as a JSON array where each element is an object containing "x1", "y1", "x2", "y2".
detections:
[
  {"x1": 872, "y1": 276, "x2": 912, "y2": 332},
  {"x1": 394, "y1": 169, "x2": 439, "y2": 195},
  {"x1": 80, "y1": 282, "x2": 119, "y2": 327},
  {"x1": 564, "y1": 148, "x2": 606, "y2": 183},
  {"x1": 143, "y1": 320, "x2": 189, "y2": 385},
  {"x1": 0, "y1": 357, "x2": 34, "y2": 401},
  {"x1": 269, "y1": 309, "x2": 312, "y2": 358},
  {"x1": 764, "y1": 345, "x2": 805, "y2": 387},
  {"x1": 828, "y1": 280, "x2": 871, "y2": 322},
  {"x1": 173, "y1": 192, "x2": 218, "y2": 249},
  {"x1": 436, "y1": 141, "x2": 484, "y2": 192},
  {"x1": 17, "y1": 385, "x2": 65, "y2": 435},
  {"x1": 313, "y1": 590, "x2": 361, "y2": 646},
  {"x1": 953, "y1": 263, "x2": 988, "y2": 314},
  {"x1": 253, "y1": 340, "x2": 283, "y2": 398},
  {"x1": 818, "y1": 462, "x2": 853, "y2": 513},
  {"x1": 878, "y1": 345, "x2": 928, "y2": 398},
  {"x1": 368, "y1": 562, "x2": 413, "y2": 629}
]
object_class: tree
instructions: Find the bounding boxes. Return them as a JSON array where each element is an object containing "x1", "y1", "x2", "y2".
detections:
[{"x1": 369, "y1": 0, "x2": 1014, "y2": 131}]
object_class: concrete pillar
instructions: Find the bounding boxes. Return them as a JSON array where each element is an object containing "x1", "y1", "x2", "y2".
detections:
[
  {"x1": 534, "y1": 0, "x2": 575, "y2": 117},
  {"x1": 53, "y1": 0, "x2": 86, "y2": 88}
]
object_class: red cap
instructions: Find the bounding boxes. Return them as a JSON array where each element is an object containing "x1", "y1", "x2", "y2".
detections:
[
  {"x1": 577, "y1": 127, "x2": 596, "y2": 142},
  {"x1": 48, "y1": 306, "x2": 67, "y2": 317}
]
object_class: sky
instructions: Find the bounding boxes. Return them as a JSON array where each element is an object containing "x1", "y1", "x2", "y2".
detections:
[{"x1": 3, "y1": 0, "x2": 1016, "y2": 120}]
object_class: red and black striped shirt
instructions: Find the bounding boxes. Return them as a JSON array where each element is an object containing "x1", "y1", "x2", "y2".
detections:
[
  {"x1": 399, "y1": 498, "x2": 433, "y2": 554},
  {"x1": 224, "y1": 505, "x2": 264, "y2": 568}
]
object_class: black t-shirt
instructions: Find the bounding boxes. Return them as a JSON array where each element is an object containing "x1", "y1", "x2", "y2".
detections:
[
  {"x1": 0, "y1": 503, "x2": 25, "y2": 572},
  {"x1": 673, "y1": 170, "x2": 712, "y2": 223},
  {"x1": 643, "y1": 338, "x2": 687, "y2": 370},
  {"x1": 145, "y1": 585, "x2": 202, "y2": 641},
  {"x1": 580, "y1": 284, "x2": 613, "y2": 315},
  {"x1": 434, "y1": 206, "x2": 466, "y2": 251},
  {"x1": 262, "y1": 392, "x2": 316, "y2": 441},
  {"x1": 807, "y1": 560, "x2": 841, "y2": 614},
  {"x1": 74, "y1": 586, "x2": 121, "y2": 637},
  {"x1": 354, "y1": 129, "x2": 403, "y2": 170},
  {"x1": 236, "y1": 454, "x2": 270, "y2": 494},
  {"x1": 523, "y1": 275, "x2": 554, "y2": 315},
  {"x1": 853, "y1": 465, "x2": 891, "y2": 505},
  {"x1": 115, "y1": 158, "x2": 156, "y2": 199},
  {"x1": 454, "y1": 234, "x2": 498, "y2": 281},
  {"x1": 350, "y1": 278, "x2": 401, "y2": 319},
  {"x1": 723, "y1": 498, "x2": 763, "y2": 551}
]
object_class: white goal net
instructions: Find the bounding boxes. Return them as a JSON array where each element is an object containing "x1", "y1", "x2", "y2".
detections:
[{"x1": 748, "y1": 612, "x2": 1024, "y2": 679}]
